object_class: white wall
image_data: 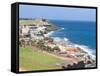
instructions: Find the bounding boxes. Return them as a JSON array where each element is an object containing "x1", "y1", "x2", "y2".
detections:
[{"x1": 0, "y1": 0, "x2": 99, "y2": 76}]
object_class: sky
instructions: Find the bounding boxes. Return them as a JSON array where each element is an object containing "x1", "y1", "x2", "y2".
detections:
[{"x1": 19, "y1": 4, "x2": 96, "y2": 22}]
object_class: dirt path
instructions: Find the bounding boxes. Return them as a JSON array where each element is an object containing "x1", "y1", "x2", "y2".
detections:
[
  {"x1": 31, "y1": 46, "x2": 78, "y2": 64},
  {"x1": 42, "y1": 51, "x2": 78, "y2": 64}
]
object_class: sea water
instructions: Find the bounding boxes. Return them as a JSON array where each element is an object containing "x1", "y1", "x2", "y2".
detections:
[{"x1": 49, "y1": 20, "x2": 96, "y2": 55}]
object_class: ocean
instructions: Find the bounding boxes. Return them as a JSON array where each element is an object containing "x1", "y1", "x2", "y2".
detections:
[{"x1": 49, "y1": 20, "x2": 96, "y2": 55}]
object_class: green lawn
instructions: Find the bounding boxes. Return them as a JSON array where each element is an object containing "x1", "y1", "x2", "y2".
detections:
[{"x1": 19, "y1": 47, "x2": 64, "y2": 71}]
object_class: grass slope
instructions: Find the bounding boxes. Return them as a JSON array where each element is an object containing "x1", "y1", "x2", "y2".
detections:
[{"x1": 19, "y1": 47, "x2": 64, "y2": 71}]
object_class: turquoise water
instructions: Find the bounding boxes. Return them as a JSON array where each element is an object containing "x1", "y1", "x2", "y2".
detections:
[{"x1": 50, "y1": 20, "x2": 96, "y2": 54}]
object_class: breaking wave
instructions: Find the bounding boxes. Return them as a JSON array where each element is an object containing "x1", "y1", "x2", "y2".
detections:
[{"x1": 52, "y1": 36, "x2": 95, "y2": 60}]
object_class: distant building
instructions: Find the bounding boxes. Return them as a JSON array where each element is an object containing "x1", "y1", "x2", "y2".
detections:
[{"x1": 19, "y1": 19, "x2": 51, "y2": 39}]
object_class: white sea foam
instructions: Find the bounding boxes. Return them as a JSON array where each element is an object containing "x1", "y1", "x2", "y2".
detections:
[
  {"x1": 53, "y1": 37, "x2": 62, "y2": 41},
  {"x1": 61, "y1": 28, "x2": 64, "y2": 30},
  {"x1": 74, "y1": 44, "x2": 96, "y2": 60},
  {"x1": 64, "y1": 37, "x2": 69, "y2": 41},
  {"x1": 44, "y1": 31, "x2": 54, "y2": 37},
  {"x1": 57, "y1": 27, "x2": 64, "y2": 31},
  {"x1": 53, "y1": 37, "x2": 69, "y2": 42}
]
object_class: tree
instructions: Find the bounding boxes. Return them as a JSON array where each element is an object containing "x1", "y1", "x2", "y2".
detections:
[
  {"x1": 40, "y1": 31, "x2": 44, "y2": 37},
  {"x1": 52, "y1": 46, "x2": 60, "y2": 52},
  {"x1": 19, "y1": 39, "x2": 25, "y2": 47},
  {"x1": 37, "y1": 40, "x2": 45, "y2": 48},
  {"x1": 30, "y1": 39, "x2": 36, "y2": 46},
  {"x1": 43, "y1": 45, "x2": 53, "y2": 52}
]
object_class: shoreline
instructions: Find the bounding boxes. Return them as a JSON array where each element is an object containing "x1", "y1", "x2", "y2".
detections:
[
  {"x1": 44, "y1": 31, "x2": 96, "y2": 67},
  {"x1": 44, "y1": 29, "x2": 95, "y2": 59}
]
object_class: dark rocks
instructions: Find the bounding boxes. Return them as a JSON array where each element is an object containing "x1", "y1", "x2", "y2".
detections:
[{"x1": 61, "y1": 61, "x2": 85, "y2": 69}]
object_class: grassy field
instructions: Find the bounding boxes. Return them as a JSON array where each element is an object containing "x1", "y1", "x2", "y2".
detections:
[{"x1": 19, "y1": 47, "x2": 64, "y2": 71}]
